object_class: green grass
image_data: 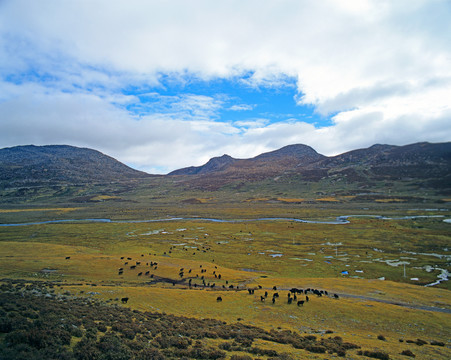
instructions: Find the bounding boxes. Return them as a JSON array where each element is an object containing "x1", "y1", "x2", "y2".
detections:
[{"x1": 0, "y1": 196, "x2": 450, "y2": 359}]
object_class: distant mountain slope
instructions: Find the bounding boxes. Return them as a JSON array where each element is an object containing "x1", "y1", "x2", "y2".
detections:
[
  {"x1": 169, "y1": 142, "x2": 451, "y2": 192},
  {"x1": 0, "y1": 145, "x2": 150, "y2": 186},
  {"x1": 169, "y1": 154, "x2": 236, "y2": 175},
  {"x1": 169, "y1": 144, "x2": 325, "y2": 176},
  {"x1": 314, "y1": 142, "x2": 451, "y2": 183}
]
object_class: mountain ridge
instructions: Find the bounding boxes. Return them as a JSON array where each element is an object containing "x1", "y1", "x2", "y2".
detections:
[
  {"x1": 1, "y1": 142, "x2": 450, "y2": 195},
  {"x1": 168, "y1": 141, "x2": 451, "y2": 192}
]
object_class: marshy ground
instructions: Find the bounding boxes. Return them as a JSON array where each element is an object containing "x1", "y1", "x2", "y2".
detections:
[{"x1": 0, "y1": 199, "x2": 450, "y2": 359}]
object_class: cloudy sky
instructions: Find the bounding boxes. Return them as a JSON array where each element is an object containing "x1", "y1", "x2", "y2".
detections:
[{"x1": 1, "y1": 0, "x2": 450, "y2": 173}]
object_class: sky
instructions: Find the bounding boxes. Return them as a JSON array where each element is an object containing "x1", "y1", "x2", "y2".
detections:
[{"x1": 0, "y1": 0, "x2": 450, "y2": 174}]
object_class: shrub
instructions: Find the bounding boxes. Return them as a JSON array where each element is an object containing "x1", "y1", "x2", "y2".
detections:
[
  {"x1": 135, "y1": 347, "x2": 165, "y2": 360},
  {"x1": 219, "y1": 342, "x2": 232, "y2": 351},
  {"x1": 230, "y1": 355, "x2": 253, "y2": 360},
  {"x1": 305, "y1": 344, "x2": 326, "y2": 353},
  {"x1": 357, "y1": 350, "x2": 390, "y2": 359},
  {"x1": 73, "y1": 338, "x2": 101, "y2": 360}
]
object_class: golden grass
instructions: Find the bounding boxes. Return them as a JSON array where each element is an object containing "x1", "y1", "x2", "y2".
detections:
[
  {"x1": 315, "y1": 197, "x2": 340, "y2": 202},
  {"x1": 0, "y1": 207, "x2": 79, "y2": 213},
  {"x1": 1, "y1": 210, "x2": 450, "y2": 359},
  {"x1": 90, "y1": 195, "x2": 121, "y2": 201},
  {"x1": 375, "y1": 198, "x2": 406, "y2": 203},
  {"x1": 276, "y1": 198, "x2": 305, "y2": 203}
]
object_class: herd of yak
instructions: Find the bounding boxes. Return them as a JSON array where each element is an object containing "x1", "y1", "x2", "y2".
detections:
[{"x1": 109, "y1": 252, "x2": 340, "y2": 306}]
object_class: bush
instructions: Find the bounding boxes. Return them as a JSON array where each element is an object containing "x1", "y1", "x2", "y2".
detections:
[
  {"x1": 357, "y1": 350, "x2": 390, "y2": 359},
  {"x1": 230, "y1": 355, "x2": 253, "y2": 360},
  {"x1": 73, "y1": 338, "x2": 101, "y2": 360},
  {"x1": 305, "y1": 344, "x2": 326, "y2": 353},
  {"x1": 135, "y1": 347, "x2": 165, "y2": 360}
]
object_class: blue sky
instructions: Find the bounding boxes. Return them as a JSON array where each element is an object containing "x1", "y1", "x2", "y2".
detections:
[
  {"x1": 0, "y1": 0, "x2": 450, "y2": 173},
  {"x1": 124, "y1": 74, "x2": 323, "y2": 126}
]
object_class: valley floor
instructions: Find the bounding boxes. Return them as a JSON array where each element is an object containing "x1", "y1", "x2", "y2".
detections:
[{"x1": 0, "y1": 202, "x2": 450, "y2": 359}]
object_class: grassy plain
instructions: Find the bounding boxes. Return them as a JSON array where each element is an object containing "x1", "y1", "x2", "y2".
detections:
[{"x1": 0, "y1": 183, "x2": 450, "y2": 359}]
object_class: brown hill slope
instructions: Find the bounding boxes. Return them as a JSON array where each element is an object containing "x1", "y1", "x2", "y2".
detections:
[
  {"x1": 169, "y1": 142, "x2": 451, "y2": 193},
  {"x1": 0, "y1": 145, "x2": 151, "y2": 187}
]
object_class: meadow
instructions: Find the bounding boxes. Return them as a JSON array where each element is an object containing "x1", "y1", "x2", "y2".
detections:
[{"x1": 0, "y1": 194, "x2": 450, "y2": 359}]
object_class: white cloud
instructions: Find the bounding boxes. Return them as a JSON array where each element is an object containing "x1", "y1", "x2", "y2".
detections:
[
  {"x1": 0, "y1": 0, "x2": 450, "y2": 173},
  {"x1": 229, "y1": 104, "x2": 255, "y2": 112}
]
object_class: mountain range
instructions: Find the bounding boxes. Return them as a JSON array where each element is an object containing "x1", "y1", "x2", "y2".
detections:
[
  {"x1": 169, "y1": 142, "x2": 451, "y2": 193},
  {"x1": 1, "y1": 142, "x2": 450, "y2": 194}
]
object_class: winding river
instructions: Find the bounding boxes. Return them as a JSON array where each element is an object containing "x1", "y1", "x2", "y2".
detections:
[{"x1": 0, "y1": 214, "x2": 449, "y2": 227}]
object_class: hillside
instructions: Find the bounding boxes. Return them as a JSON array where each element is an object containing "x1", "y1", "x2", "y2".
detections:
[
  {"x1": 0, "y1": 145, "x2": 150, "y2": 187},
  {"x1": 169, "y1": 142, "x2": 451, "y2": 194},
  {"x1": 1, "y1": 142, "x2": 450, "y2": 203}
]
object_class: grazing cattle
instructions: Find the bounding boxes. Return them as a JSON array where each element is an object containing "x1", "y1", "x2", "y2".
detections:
[
  {"x1": 287, "y1": 297, "x2": 293, "y2": 304},
  {"x1": 293, "y1": 294, "x2": 297, "y2": 301},
  {"x1": 334, "y1": 294, "x2": 339, "y2": 299},
  {"x1": 216, "y1": 296, "x2": 222, "y2": 302},
  {"x1": 273, "y1": 293, "x2": 279, "y2": 298},
  {"x1": 260, "y1": 296, "x2": 265, "y2": 302},
  {"x1": 272, "y1": 297, "x2": 276, "y2": 304},
  {"x1": 297, "y1": 300, "x2": 304, "y2": 307},
  {"x1": 138, "y1": 272, "x2": 142, "y2": 276},
  {"x1": 145, "y1": 271, "x2": 150, "y2": 275},
  {"x1": 130, "y1": 265, "x2": 136, "y2": 269},
  {"x1": 127, "y1": 257, "x2": 132, "y2": 260},
  {"x1": 273, "y1": 286, "x2": 277, "y2": 290},
  {"x1": 124, "y1": 262, "x2": 128, "y2": 265},
  {"x1": 248, "y1": 289, "x2": 255, "y2": 295},
  {"x1": 118, "y1": 268, "x2": 123, "y2": 271},
  {"x1": 118, "y1": 271, "x2": 123, "y2": 275},
  {"x1": 305, "y1": 296, "x2": 309, "y2": 302},
  {"x1": 121, "y1": 297, "x2": 129, "y2": 304},
  {"x1": 258, "y1": 285, "x2": 262, "y2": 289},
  {"x1": 120, "y1": 257, "x2": 124, "y2": 259}
]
